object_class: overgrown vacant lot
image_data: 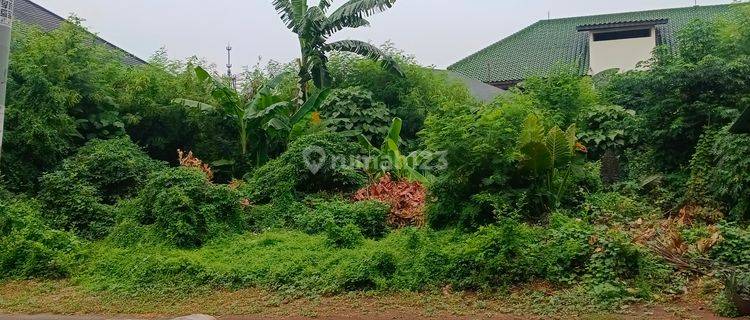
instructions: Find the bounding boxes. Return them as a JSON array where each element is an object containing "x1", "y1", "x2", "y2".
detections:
[{"x1": 2, "y1": 1, "x2": 750, "y2": 319}]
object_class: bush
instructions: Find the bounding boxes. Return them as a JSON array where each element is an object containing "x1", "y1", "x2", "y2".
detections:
[
  {"x1": 520, "y1": 67, "x2": 599, "y2": 127},
  {"x1": 244, "y1": 132, "x2": 366, "y2": 203},
  {"x1": 136, "y1": 167, "x2": 245, "y2": 248},
  {"x1": 579, "y1": 192, "x2": 655, "y2": 224},
  {"x1": 44, "y1": 137, "x2": 166, "y2": 203},
  {"x1": 422, "y1": 97, "x2": 539, "y2": 229},
  {"x1": 38, "y1": 173, "x2": 113, "y2": 239},
  {"x1": 711, "y1": 223, "x2": 750, "y2": 266},
  {"x1": 296, "y1": 199, "x2": 390, "y2": 238},
  {"x1": 37, "y1": 137, "x2": 166, "y2": 239},
  {"x1": 318, "y1": 86, "x2": 392, "y2": 143},
  {"x1": 689, "y1": 128, "x2": 750, "y2": 221},
  {"x1": 577, "y1": 105, "x2": 638, "y2": 158},
  {"x1": 1, "y1": 21, "x2": 130, "y2": 192},
  {"x1": 325, "y1": 223, "x2": 364, "y2": 248},
  {"x1": 0, "y1": 198, "x2": 81, "y2": 279}
]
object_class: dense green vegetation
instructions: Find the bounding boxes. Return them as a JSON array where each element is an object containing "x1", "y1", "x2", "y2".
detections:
[{"x1": 1, "y1": 2, "x2": 750, "y2": 317}]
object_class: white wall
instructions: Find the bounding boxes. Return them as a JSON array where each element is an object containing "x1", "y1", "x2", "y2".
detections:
[{"x1": 588, "y1": 28, "x2": 656, "y2": 74}]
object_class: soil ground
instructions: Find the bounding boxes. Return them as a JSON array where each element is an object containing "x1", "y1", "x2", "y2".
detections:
[{"x1": 1, "y1": 280, "x2": 747, "y2": 320}]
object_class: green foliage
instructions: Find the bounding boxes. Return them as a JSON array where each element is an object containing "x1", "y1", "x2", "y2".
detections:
[
  {"x1": 46, "y1": 137, "x2": 166, "y2": 203},
  {"x1": 423, "y1": 97, "x2": 539, "y2": 229},
  {"x1": 295, "y1": 199, "x2": 390, "y2": 238},
  {"x1": 604, "y1": 19, "x2": 750, "y2": 171},
  {"x1": 516, "y1": 115, "x2": 590, "y2": 214},
  {"x1": 358, "y1": 117, "x2": 428, "y2": 183},
  {"x1": 136, "y1": 167, "x2": 245, "y2": 248},
  {"x1": 75, "y1": 214, "x2": 669, "y2": 298},
  {"x1": 520, "y1": 67, "x2": 599, "y2": 127},
  {"x1": 329, "y1": 51, "x2": 474, "y2": 144},
  {"x1": 38, "y1": 137, "x2": 165, "y2": 239},
  {"x1": 325, "y1": 223, "x2": 365, "y2": 249},
  {"x1": 689, "y1": 128, "x2": 750, "y2": 221},
  {"x1": 713, "y1": 291, "x2": 742, "y2": 318},
  {"x1": 579, "y1": 192, "x2": 655, "y2": 224},
  {"x1": 177, "y1": 66, "x2": 335, "y2": 171},
  {"x1": 319, "y1": 86, "x2": 392, "y2": 142},
  {"x1": 0, "y1": 198, "x2": 81, "y2": 279},
  {"x1": 38, "y1": 172, "x2": 113, "y2": 240},
  {"x1": 244, "y1": 132, "x2": 366, "y2": 203},
  {"x1": 710, "y1": 223, "x2": 750, "y2": 266},
  {"x1": 118, "y1": 51, "x2": 236, "y2": 165},
  {"x1": 1, "y1": 21, "x2": 129, "y2": 191},
  {"x1": 577, "y1": 105, "x2": 637, "y2": 157}
]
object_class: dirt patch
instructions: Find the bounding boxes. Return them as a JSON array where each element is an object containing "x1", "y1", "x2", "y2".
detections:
[{"x1": 0, "y1": 280, "x2": 746, "y2": 320}]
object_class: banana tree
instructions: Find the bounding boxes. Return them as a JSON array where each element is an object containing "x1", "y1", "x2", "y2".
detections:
[
  {"x1": 174, "y1": 66, "x2": 330, "y2": 166},
  {"x1": 358, "y1": 117, "x2": 428, "y2": 184},
  {"x1": 272, "y1": 0, "x2": 403, "y2": 101}
]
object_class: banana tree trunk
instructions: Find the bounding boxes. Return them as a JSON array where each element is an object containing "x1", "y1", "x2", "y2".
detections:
[
  {"x1": 296, "y1": 38, "x2": 310, "y2": 106},
  {"x1": 0, "y1": 0, "x2": 13, "y2": 161}
]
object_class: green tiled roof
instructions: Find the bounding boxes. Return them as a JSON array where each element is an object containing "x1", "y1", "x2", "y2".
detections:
[{"x1": 448, "y1": 4, "x2": 734, "y2": 83}]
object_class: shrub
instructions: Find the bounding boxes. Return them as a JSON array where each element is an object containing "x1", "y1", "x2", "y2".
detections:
[
  {"x1": 37, "y1": 137, "x2": 165, "y2": 239},
  {"x1": 137, "y1": 167, "x2": 245, "y2": 248},
  {"x1": 577, "y1": 105, "x2": 638, "y2": 158},
  {"x1": 579, "y1": 192, "x2": 655, "y2": 224},
  {"x1": 689, "y1": 128, "x2": 750, "y2": 221},
  {"x1": 38, "y1": 173, "x2": 113, "y2": 239},
  {"x1": 244, "y1": 132, "x2": 366, "y2": 203},
  {"x1": 520, "y1": 66, "x2": 599, "y2": 127},
  {"x1": 711, "y1": 223, "x2": 750, "y2": 266},
  {"x1": 604, "y1": 20, "x2": 750, "y2": 171},
  {"x1": 422, "y1": 97, "x2": 539, "y2": 229},
  {"x1": 325, "y1": 223, "x2": 364, "y2": 248},
  {"x1": 296, "y1": 198, "x2": 390, "y2": 238},
  {"x1": 318, "y1": 86, "x2": 392, "y2": 143},
  {"x1": 1, "y1": 21, "x2": 130, "y2": 192},
  {"x1": 0, "y1": 198, "x2": 81, "y2": 279},
  {"x1": 44, "y1": 137, "x2": 166, "y2": 203}
]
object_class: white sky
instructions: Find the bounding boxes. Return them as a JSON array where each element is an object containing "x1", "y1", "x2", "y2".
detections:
[{"x1": 33, "y1": 0, "x2": 732, "y2": 69}]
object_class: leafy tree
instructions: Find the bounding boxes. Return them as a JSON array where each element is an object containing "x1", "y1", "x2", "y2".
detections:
[
  {"x1": 319, "y1": 86, "x2": 391, "y2": 143},
  {"x1": 176, "y1": 67, "x2": 330, "y2": 169},
  {"x1": 272, "y1": 0, "x2": 403, "y2": 100},
  {"x1": 1, "y1": 20, "x2": 128, "y2": 191},
  {"x1": 520, "y1": 66, "x2": 599, "y2": 127},
  {"x1": 604, "y1": 18, "x2": 750, "y2": 171},
  {"x1": 577, "y1": 105, "x2": 638, "y2": 158},
  {"x1": 328, "y1": 50, "x2": 473, "y2": 145}
]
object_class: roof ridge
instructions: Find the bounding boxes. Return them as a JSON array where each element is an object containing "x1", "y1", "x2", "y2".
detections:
[{"x1": 543, "y1": 3, "x2": 732, "y2": 22}]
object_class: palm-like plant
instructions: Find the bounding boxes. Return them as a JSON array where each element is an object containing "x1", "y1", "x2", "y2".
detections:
[
  {"x1": 175, "y1": 66, "x2": 329, "y2": 167},
  {"x1": 272, "y1": 0, "x2": 403, "y2": 101}
]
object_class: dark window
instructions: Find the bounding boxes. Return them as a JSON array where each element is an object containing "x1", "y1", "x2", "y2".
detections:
[{"x1": 593, "y1": 28, "x2": 651, "y2": 41}]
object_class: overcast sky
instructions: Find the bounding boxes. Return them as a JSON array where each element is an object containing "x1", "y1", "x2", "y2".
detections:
[{"x1": 34, "y1": 0, "x2": 732, "y2": 69}]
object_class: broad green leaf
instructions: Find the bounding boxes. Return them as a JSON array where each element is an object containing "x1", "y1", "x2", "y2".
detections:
[
  {"x1": 546, "y1": 127, "x2": 573, "y2": 170},
  {"x1": 387, "y1": 117, "x2": 402, "y2": 144},
  {"x1": 519, "y1": 115, "x2": 544, "y2": 145},
  {"x1": 172, "y1": 98, "x2": 218, "y2": 112}
]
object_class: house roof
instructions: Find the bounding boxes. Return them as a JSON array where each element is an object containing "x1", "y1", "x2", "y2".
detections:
[
  {"x1": 448, "y1": 4, "x2": 734, "y2": 84},
  {"x1": 14, "y1": 0, "x2": 147, "y2": 66}
]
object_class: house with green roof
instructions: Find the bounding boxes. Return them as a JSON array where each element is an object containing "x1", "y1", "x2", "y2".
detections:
[{"x1": 448, "y1": 4, "x2": 734, "y2": 89}]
